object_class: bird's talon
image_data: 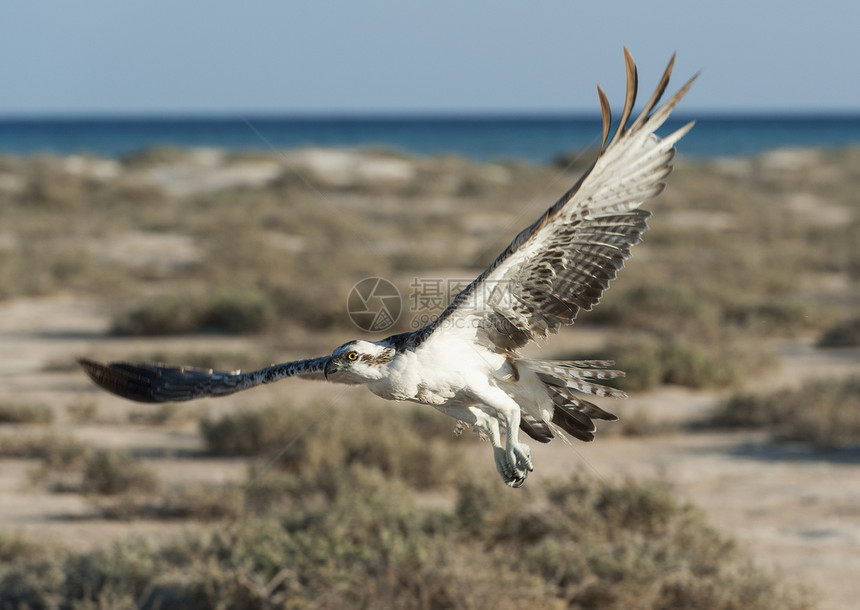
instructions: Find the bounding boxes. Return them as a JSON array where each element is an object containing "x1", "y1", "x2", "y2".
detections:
[{"x1": 507, "y1": 470, "x2": 528, "y2": 488}]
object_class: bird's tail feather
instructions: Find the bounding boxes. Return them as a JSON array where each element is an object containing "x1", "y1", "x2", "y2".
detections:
[{"x1": 517, "y1": 359, "x2": 623, "y2": 444}]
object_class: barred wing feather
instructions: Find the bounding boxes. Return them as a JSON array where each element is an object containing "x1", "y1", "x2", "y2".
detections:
[
  {"x1": 414, "y1": 48, "x2": 696, "y2": 351},
  {"x1": 78, "y1": 356, "x2": 334, "y2": 403}
]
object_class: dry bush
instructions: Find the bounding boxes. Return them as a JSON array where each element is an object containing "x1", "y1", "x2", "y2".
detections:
[
  {"x1": 66, "y1": 399, "x2": 99, "y2": 424},
  {"x1": 96, "y1": 483, "x2": 244, "y2": 521},
  {"x1": 609, "y1": 409, "x2": 679, "y2": 438},
  {"x1": 32, "y1": 446, "x2": 158, "y2": 496},
  {"x1": 200, "y1": 400, "x2": 467, "y2": 490},
  {"x1": 817, "y1": 316, "x2": 860, "y2": 347},
  {"x1": 0, "y1": 468, "x2": 812, "y2": 609},
  {"x1": 584, "y1": 282, "x2": 725, "y2": 341},
  {"x1": 584, "y1": 260, "x2": 837, "y2": 344},
  {"x1": 560, "y1": 334, "x2": 774, "y2": 392},
  {"x1": 113, "y1": 288, "x2": 277, "y2": 335},
  {"x1": 80, "y1": 449, "x2": 159, "y2": 495},
  {"x1": 127, "y1": 348, "x2": 278, "y2": 373},
  {"x1": 2, "y1": 148, "x2": 856, "y2": 346},
  {"x1": 708, "y1": 376, "x2": 860, "y2": 448},
  {"x1": 582, "y1": 151, "x2": 859, "y2": 346},
  {"x1": 127, "y1": 403, "x2": 180, "y2": 426},
  {"x1": 456, "y1": 474, "x2": 811, "y2": 610},
  {"x1": 0, "y1": 400, "x2": 54, "y2": 424},
  {"x1": 0, "y1": 389, "x2": 815, "y2": 609},
  {"x1": 0, "y1": 144, "x2": 852, "y2": 609},
  {"x1": 0, "y1": 432, "x2": 87, "y2": 460}
]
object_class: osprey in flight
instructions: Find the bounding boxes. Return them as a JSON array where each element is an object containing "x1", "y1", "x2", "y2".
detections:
[{"x1": 81, "y1": 49, "x2": 695, "y2": 487}]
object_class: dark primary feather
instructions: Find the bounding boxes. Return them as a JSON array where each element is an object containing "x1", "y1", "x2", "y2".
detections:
[{"x1": 79, "y1": 356, "x2": 331, "y2": 403}]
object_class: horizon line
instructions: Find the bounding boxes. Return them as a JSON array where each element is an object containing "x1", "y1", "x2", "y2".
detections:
[{"x1": 1, "y1": 109, "x2": 860, "y2": 121}]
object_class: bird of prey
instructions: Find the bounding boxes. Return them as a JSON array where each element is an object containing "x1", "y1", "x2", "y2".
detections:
[{"x1": 80, "y1": 49, "x2": 695, "y2": 487}]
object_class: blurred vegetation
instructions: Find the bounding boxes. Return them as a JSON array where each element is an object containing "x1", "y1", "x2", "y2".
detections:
[
  {"x1": 1, "y1": 148, "x2": 856, "y2": 348},
  {"x1": 817, "y1": 315, "x2": 860, "y2": 348},
  {"x1": 32, "y1": 446, "x2": 158, "y2": 496},
  {"x1": 113, "y1": 288, "x2": 277, "y2": 335},
  {"x1": 0, "y1": 400, "x2": 54, "y2": 424},
  {"x1": 127, "y1": 403, "x2": 181, "y2": 426},
  {"x1": 65, "y1": 399, "x2": 99, "y2": 424},
  {"x1": 607, "y1": 408, "x2": 680, "y2": 438},
  {"x1": 126, "y1": 348, "x2": 282, "y2": 373},
  {"x1": 80, "y1": 449, "x2": 159, "y2": 495},
  {"x1": 0, "y1": 435, "x2": 811, "y2": 610},
  {"x1": 708, "y1": 376, "x2": 860, "y2": 448},
  {"x1": 0, "y1": 432, "x2": 86, "y2": 460},
  {"x1": 200, "y1": 400, "x2": 467, "y2": 490},
  {"x1": 1, "y1": 145, "x2": 856, "y2": 608},
  {"x1": 560, "y1": 333, "x2": 775, "y2": 392}
]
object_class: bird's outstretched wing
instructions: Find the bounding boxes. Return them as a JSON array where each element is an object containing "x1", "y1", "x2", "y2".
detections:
[
  {"x1": 408, "y1": 48, "x2": 696, "y2": 352},
  {"x1": 79, "y1": 356, "x2": 334, "y2": 403}
]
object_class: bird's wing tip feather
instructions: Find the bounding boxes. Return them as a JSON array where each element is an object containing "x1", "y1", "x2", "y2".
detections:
[
  {"x1": 618, "y1": 47, "x2": 639, "y2": 132},
  {"x1": 596, "y1": 84, "x2": 612, "y2": 151},
  {"x1": 78, "y1": 357, "x2": 108, "y2": 383},
  {"x1": 79, "y1": 357, "x2": 171, "y2": 403}
]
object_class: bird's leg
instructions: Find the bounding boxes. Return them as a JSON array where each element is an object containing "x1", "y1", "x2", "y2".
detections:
[
  {"x1": 474, "y1": 411, "x2": 528, "y2": 487},
  {"x1": 435, "y1": 401, "x2": 532, "y2": 487},
  {"x1": 472, "y1": 392, "x2": 533, "y2": 487},
  {"x1": 436, "y1": 405, "x2": 524, "y2": 486},
  {"x1": 499, "y1": 405, "x2": 532, "y2": 487},
  {"x1": 477, "y1": 415, "x2": 513, "y2": 484}
]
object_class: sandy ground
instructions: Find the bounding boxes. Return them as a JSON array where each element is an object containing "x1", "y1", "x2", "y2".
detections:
[{"x1": 1, "y1": 294, "x2": 859, "y2": 609}]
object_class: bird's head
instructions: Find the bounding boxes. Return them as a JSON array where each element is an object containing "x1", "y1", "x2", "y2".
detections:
[{"x1": 325, "y1": 340, "x2": 395, "y2": 382}]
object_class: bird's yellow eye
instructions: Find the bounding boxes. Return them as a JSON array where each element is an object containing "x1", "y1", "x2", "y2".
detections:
[{"x1": 346, "y1": 351, "x2": 358, "y2": 361}]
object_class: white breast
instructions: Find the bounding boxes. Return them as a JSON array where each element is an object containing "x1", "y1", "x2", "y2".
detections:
[{"x1": 368, "y1": 331, "x2": 507, "y2": 406}]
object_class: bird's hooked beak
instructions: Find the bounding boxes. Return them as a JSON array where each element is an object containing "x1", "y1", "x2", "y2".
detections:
[{"x1": 323, "y1": 358, "x2": 340, "y2": 381}]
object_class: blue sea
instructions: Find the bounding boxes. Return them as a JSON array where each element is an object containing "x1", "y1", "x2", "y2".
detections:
[{"x1": 1, "y1": 114, "x2": 859, "y2": 163}]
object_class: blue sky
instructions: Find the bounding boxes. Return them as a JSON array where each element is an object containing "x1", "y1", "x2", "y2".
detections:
[{"x1": 1, "y1": 1, "x2": 857, "y2": 115}]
